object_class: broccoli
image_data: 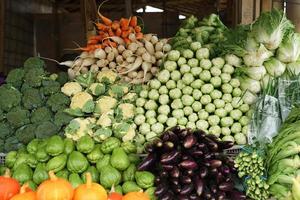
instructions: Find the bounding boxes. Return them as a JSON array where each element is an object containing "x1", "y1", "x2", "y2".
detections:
[
  {"x1": 6, "y1": 108, "x2": 30, "y2": 128},
  {"x1": 4, "y1": 136, "x2": 22, "y2": 152},
  {"x1": 0, "y1": 109, "x2": 5, "y2": 121},
  {"x1": 23, "y1": 57, "x2": 45, "y2": 71},
  {"x1": 40, "y1": 80, "x2": 60, "y2": 96},
  {"x1": 46, "y1": 92, "x2": 70, "y2": 112},
  {"x1": 57, "y1": 72, "x2": 69, "y2": 86},
  {"x1": 31, "y1": 107, "x2": 53, "y2": 123},
  {"x1": 22, "y1": 88, "x2": 44, "y2": 110},
  {"x1": 0, "y1": 139, "x2": 4, "y2": 152},
  {"x1": 24, "y1": 68, "x2": 45, "y2": 87},
  {"x1": 35, "y1": 121, "x2": 58, "y2": 139},
  {"x1": 54, "y1": 110, "x2": 73, "y2": 128},
  {"x1": 0, "y1": 122, "x2": 12, "y2": 139},
  {"x1": 5, "y1": 68, "x2": 25, "y2": 88},
  {"x1": 15, "y1": 124, "x2": 36, "y2": 144},
  {"x1": 0, "y1": 84, "x2": 22, "y2": 112}
]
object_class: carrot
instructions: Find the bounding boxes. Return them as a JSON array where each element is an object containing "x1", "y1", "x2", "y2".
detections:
[
  {"x1": 135, "y1": 32, "x2": 144, "y2": 40},
  {"x1": 87, "y1": 39, "x2": 99, "y2": 45},
  {"x1": 124, "y1": 38, "x2": 131, "y2": 45},
  {"x1": 121, "y1": 30, "x2": 130, "y2": 38},
  {"x1": 108, "y1": 28, "x2": 115, "y2": 36},
  {"x1": 89, "y1": 35, "x2": 102, "y2": 40},
  {"x1": 120, "y1": 18, "x2": 130, "y2": 31},
  {"x1": 115, "y1": 28, "x2": 122, "y2": 37},
  {"x1": 129, "y1": 16, "x2": 137, "y2": 27},
  {"x1": 95, "y1": 22, "x2": 108, "y2": 31},
  {"x1": 135, "y1": 25, "x2": 142, "y2": 33},
  {"x1": 111, "y1": 21, "x2": 120, "y2": 30},
  {"x1": 97, "y1": 0, "x2": 112, "y2": 26}
]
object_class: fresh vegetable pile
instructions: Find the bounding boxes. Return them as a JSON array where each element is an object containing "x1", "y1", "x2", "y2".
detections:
[
  {"x1": 0, "y1": 57, "x2": 71, "y2": 152},
  {"x1": 138, "y1": 126, "x2": 246, "y2": 199}
]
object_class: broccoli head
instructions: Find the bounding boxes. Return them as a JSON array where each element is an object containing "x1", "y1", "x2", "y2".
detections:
[
  {"x1": 23, "y1": 57, "x2": 45, "y2": 71},
  {"x1": 24, "y1": 68, "x2": 45, "y2": 87},
  {"x1": 15, "y1": 124, "x2": 36, "y2": 144},
  {"x1": 4, "y1": 136, "x2": 22, "y2": 152},
  {"x1": 57, "y1": 72, "x2": 69, "y2": 86},
  {"x1": 31, "y1": 107, "x2": 53, "y2": 123},
  {"x1": 0, "y1": 139, "x2": 4, "y2": 152},
  {"x1": 5, "y1": 68, "x2": 25, "y2": 88},
  {"x1": 6, "y1": 108, "x2": 30, "y2": 128},
  {"x1": 22, "y1": 88, "x2": 44, "y2": 110},
  {"x1": 40, "y1": 80, "x2": 60, "y2": 96},
  {"x1": 46, "y1": 92, "x2": 70, "y2": 112},
  {"x1": 0, "y1": 84, "x2": 22, "y2": 112},
  {"x1": 0, "y1": 109, "x2": 5, "y2": 121},
  {"x1": 35, "y1": 121, "x2": 58, "y2": 139},
  {"x1": 0, "y1": 122, "x2": 12, "y2": 139},
  {"x1": 54, "y1": 110, "x2": 74, "y2": 128}
]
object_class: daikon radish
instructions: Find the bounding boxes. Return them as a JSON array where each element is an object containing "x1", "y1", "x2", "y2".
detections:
[
  {"x1": 155, "y1": 42, "x2": 164, "y2": 51},
  {"x1": 94, "y1": 48, "x2": 106, "y2": 59},
  {"x1": 144, "y1": 40, "x2": 155, "y2": 55},
  {"x1": 126, "y1": 56, "x2": 135, "y2": 63},
  {"x1": 119, "y1": 57, "x2": 143, "y2": 74},
  {"x1": 116, "y1": 55, "x2": 124, "y2": 64},
  {"x1": 90, "y1": 64, "x2": 99, "y2": 72},
  {"x1": 68, "y1": 68, "x2": 76, "y2": 80},
  {"x1": 142, "y1": 52, "x2": 152, "y2": 62},
  {"x1": 122, "y1": 50, "x2": 133, "y2": 59},
  {"x1": 118, "y1": 45, "x2": 125, "y2": 53},
  {"x1": 136, "y1": 47, "x2": 146, "y2": 56},
  {"x1": 107, "y1": 52, "x2": 115, "y2": 62},
  {"x1": 142, "y1": 62, "x2": 151, "y2": 82},
  {"x1": 150, "y1": 35, "x2": 159, "y2": 44}
]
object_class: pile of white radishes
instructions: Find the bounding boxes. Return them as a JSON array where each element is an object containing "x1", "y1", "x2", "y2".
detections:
[{"x1": 65, "y1": 33, "x2": 171, "y2": 84}]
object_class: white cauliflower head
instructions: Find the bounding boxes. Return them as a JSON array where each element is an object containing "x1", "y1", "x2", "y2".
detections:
[
  {"x1": 97, "y1": 110, "x2": 114, "y2": 127},
  {"x1": 97, "y1": 70, "x2": 118, "y2": 84},
  {"x1": 70, "y1": 91, "x2": 93, "y2": 110},
  {"x1": 118, "y1": 103, "x2": 135, "y2": 120},
  {"x1": 65, "y1": 117, "x2": 96, "y2": 141},
  {"x1": 61, "y1": 82, "x2": 82, "y2": 96},
  {"x1": 94, "y1": 96, "x2": 117, "y2": 115}
]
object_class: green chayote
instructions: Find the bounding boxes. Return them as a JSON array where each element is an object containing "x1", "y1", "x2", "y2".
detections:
[
  {"x1": 82, "y1": 166, "x2": 99, "y2": 183},
  {"x1": 123, "y1": 164, "x2": 136, "y2": 182},
  {"x1": 13, "y1": 153, "x2": 30, "y2": 170},
  {"x1": 13, "y1": 163, "x2": 33, "y2": 184},
  {"x1": 46, "y1": 136, "x2": 64, "y2": 156},
  {"x1": 87, "y1": 144, "x2": 103, "y2": 164},
  {"x1": 27, "y1": 154, "x2": 38, "y2": 168},
  {"x1": 69, "y1": 173, "x2": 83, "y2": 188},
  {"x1": 76, "y1": 135, "x2": 95, "y2": 154},
  {"x1": 122, "y1": 181, "x2": 142, "y2": 194},
  {"x1": 35, "y1": 146, "x2": 50, "y2": 162},
  {"x1": 100, "y1": 165, "x2": 121, "y2": 188},
  {"x1": 46, "y1": 154, "x2": 67, "y2": 172},
  {"x1": 5, "y1": 151, "x2": 17, "y2": 168},
  {"x1": 27, "y1": 180, "x2": 37, "y2": 190},
  {"x1": 121, "y1": 141, "x2": 137, "y2": 154},
  {"x1": 67, "y1": 151, "x2": 89, "y2": 173},
  {"x1": 145, "y1": 187, "x2": 157, "y2": 200},
  {"x1": 64, "y1": 138, "x2": 74, "y2": 154},
  {"x1": 115, "y1": 185, "x2": 123, "y2": 195},
  {"x1": 27, "y1": 139, "x2": 40, "y2": 154},
  {"x1": 33, "y1": 163, "x2": 48, "y2": 185},
  {"x1": 135, "y1": 171, "x2": 155, "y2": 189},
  {"x1": 56, "y1": 169, "x2": 70, "y2": 180},
  {"x1": 96, "y1": 154, "x2": 110, "y2": 171},
  {"x1": 128, "y1": 154, "x2": 141, "y2": 165},
  {"x1": 94, "y1": 127, "x2": 112, "y2": 141},
  {"x1": 101, "y1": 137, "x2": 121, "y2": 154},
  {"x1": 110, "y1": 147, "x2": 130, "y2": 171}
]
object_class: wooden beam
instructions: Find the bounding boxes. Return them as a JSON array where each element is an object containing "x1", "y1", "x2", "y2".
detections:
[
  {"x1": 254, "y1": 0, "x2": 260, "y2": 19},
  {"x1": 273, "y1": 0, "x2": 284, "y2": 10},
  {"x1": 261, "y1": 0, "x2": 272, "y2": 12},
  {"x1": 125, "y1": 0, "x2": 132, "y2": 17},
  {"x1": 0, "y1": 0, "x2": 5, "y2": 73},
  {"x1": 240, "y1": 0, "x2": 254, "y2": 24},
  {"x1": 80, "y1": 0, "x2": 98, "y2": 41}
]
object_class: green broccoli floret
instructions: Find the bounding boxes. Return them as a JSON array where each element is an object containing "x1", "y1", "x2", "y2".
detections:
[
  {"x1": 0, "y1": 110, "x2": 5, "y2": 121},
  {"x1": 31, "y1": 107, "x2": 53, "y2": 123},
  {"x1": 35, "y1": 121, "x2": 58, "y2": 139},
  {"x1": 24, "y1": 57, "x2": 45, "y2": 71},
  {"x1": 24, "y1": 68, "x2": 45, "y2": 87},
  {"x1": 54, "y1": 110, "x2": 73, "y2": 128},
  {"x1": 6, "y1": 108, "x2": 30, "y2": 128},
  {"x1": 5, "y1": 68, "x2": 25, "y2": 88},
  {"x1": 40, "y1": 80, "x2": 60, "y2": 96},
  {"x1": 22, "y1": 88, "x2": 44, "y2": 110},
  {"x1": 15, "y1": 124, "x2": 36, "y2": 144},
  {"x1": 0, "y1": 122, "x2": 12, "y2": 139},
  {"x1": 46, "y1": 92, "x2": 70, "y2": 112},
  {"x1": 57, "y1": 72, "x2": 69, "y2": 86},
  {"x1": 4, "y1": 136, "x2": 22, "y2": 152},
  {"x1": 0, "y1": 84, "x2": 22, "y2": 112},
  {"x1": 0, "y1": 139, "x2": 4, "y2": 152}
]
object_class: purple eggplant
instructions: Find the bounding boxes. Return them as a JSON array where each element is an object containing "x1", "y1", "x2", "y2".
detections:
[
  {"x1": 221, "y1": 166, "x2": 230, "y2": 174},
  {"x1": 180, "y1": 176, "x2": 192, "y2": 184},
  {"x1": 209, "y1": 168, "x2": 218, "y2": 176},
  {"x1": 182, "y1": 154, "x2": 193, "y2": 160},
  {"x1": 170, "y1": 125, "x2": 181, "y2": 133},
  {"x1": 205, "y1": 159, "x2": 222, "y2": 168},
  {"x1": 216, "y1": 172, "x2": 224, "y2": 184},
  {"x1": 204, "y1": 137, "x2": 219, "y2": 152},
  {"x1": 171, "y1": 184, "x2": 181, "y2": 194},
  {"x1": 178, "y1": 129, "x2": 189, "y2": 139},
  {"x1": 203, "y1": 189, "x2": 212, "y2": 199},
  {"x1": 138, "y1": 153, "x2": 157, "y2": 170},
  {"x1": 199, "y1": 167, "x2": 208, "y2": 178},
  {"x1": 162, "y1": 164, "x2": 174, "y2": 171},
  {"x1": 179, "y1": 160, "x2": 198, "y2": 170},
  {"x1": 191, "y1": 150, "x2": 204, "y2": 158},
  {"x1": 155, "y1": 177, "x2": 161, "y2": 184},
  {"x1": 194, "y1": 176, "x2": 204, "y2": 196},
  {"x1": 218, "y1": 182, "x2": 233, "y2": 191},
  {"x1": 155, "y1": 183, "x2": 168, "y2": 196},
  {"x1": 211, "y1": 184, "x2": 218, "y2": 194},
  {"x1": 178, "y1": 195, "x2": 189, "y2": 200},
  {"x1": 230, "y1": 191, "x2": 246, "y2": 200},
  {"x1": 189, "y1": 193, "x2": 201, "y2": 200},
  {"x1": 183, "y1": 134, "x2": 197, "y2": 148},
  {"x1": 180, "y1": 184, "x2": 194, "y2": 195},
  {"x1": 161, "y1": 150, "x2": 181, "y2": 164},
  {"x1": 216, "y1": 191, "x2": 226, "y2": 200},
  {"x1": 170, "y1": 166, "x2": 180, "y2": 178},
  {"x1": 186, "y1": 169, "x2": 194, "y2": 176},
  {"x1": 219, "y1": 141, "x2": 234, "y2": 150},
  {"x1": 160, "y1": 191, "x2": 174, "y2": 200},
  {"x1": 163, "y1": 141, "x2": 175, "y2": 151},
  {"x1": 161, "y1": 171, "x2": 169, "y2": 178},
  {"x1": 170, "y1": 178, "x2": 179, "y2": 186},
  {"x1": 194, "y1": 129, "x2": 206, "y2": 138},
  {"x1": 197, "y1": 143, "x2": 206, "y2": 149}
]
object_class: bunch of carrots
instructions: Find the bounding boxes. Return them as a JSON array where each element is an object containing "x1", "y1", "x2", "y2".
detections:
[{"x1": 81, "y1": 8, "x2": 143, "y2": 52}]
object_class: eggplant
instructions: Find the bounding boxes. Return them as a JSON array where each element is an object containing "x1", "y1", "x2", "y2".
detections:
[
  {"x1": 216, "y1": 172, "x2": 223, "y2": 184},
  {"x1": 160, "y1": 191, "x2": 174, "y2": 200},
  {"x1": 182, "y1": 154, "x2": 193, "y2": 160},
  {"x1": 219, "y1": 140, "x2": 234, "y2": 150},
  {"x1": 203, "y1": 189, "x2": 212, "y2": 199},
  {"x1": 170, "y1": 178, "x2": 179, "y2": 186},
  {"x1": 180, "y1": 184, "x2": 194, "y2": 195},
  {"x1": 170, "y1": 125, "x2": 181, "y2": 133},
  {"x1": 193, "y1": 176, "x2": 204, "y2": 196},
  {"x1": 205, "y1": 159, "x2": 222, "y2": 168},
  {"x1": 180, "y1": 176, "x2": 192, "y2": 184},
  {"x1": 216, "y1": 191, "x2": 226, "y2": 200},
  {"x1": 194, "y1": 129, "x2": 206, "y2": 139},
  {"x1": 145, "y1": 144, "x2": 155, "y2": 153},
  {"x1": 170, "y1": 166, "x2": 180, "y2": 178},
  {"x1": 197, "y1": 143, "x2": 206, "y2": 149},
  {"x1": 155, "y1": 176, "x2": 161, "y2": 184},
  {"x1": 161, "y1": 150, "x2": 181, "y2": 164},
  {"x1": 204, "y1": 137, "x2": 219, "y2": 152},
  {"x1": 178, "y1": 129, "x2": 189, "y2": 139},
  {"x1": 183, "y1": 134, "x2": 197, "y2": 148},
  {"x1": 211, "y1": 184, "x2": 218, "y2": 194},
  {"x1": 191, "y1": 150, "x2": 204, "y2": 158},
  {"x1": 186, "y1": 169, "x2": 194, "y2": 176},
  {"x1": 138, "y1": 153, "x2": 157, "y2": 171},
  {"x1": 229, "y1": 191, "x2": 246, "y2": 200},
  {"x1": 221, "y1": 165, "x2": 230, "y2": 174},
  {"x1": 162, "y1": 164, "x2": 174, "y2": 171},
  {"x1": 162, "y1": 131, "x2": 171, "y2": 141},
  {"x1": 155, "y1": 183, "x2": 168, "y2": 196},
  {"x1": 189, "y1": 193, "x2": 201, "y2": 200},
  {"x1": 178, "y1": 195, "x2": 189, "y2": 200},
  {"x1": 161, "y1": 171, "x2": 169, "y2": 178},
  {"x1": 179, "y1": 160, "x2": 198, "y2": 170},
  {"x1": 218, "y1": 182, "x2": 233, "y2": 191},
  {"x1": 199, "y1": 167, "x2": 208, "y2": 178},
  {"x1": 171, "y1": 184, "x2": 181, "y2": 194},
  {"x1": 163, "y1": 141, "x2": 175, "y2": 151}
]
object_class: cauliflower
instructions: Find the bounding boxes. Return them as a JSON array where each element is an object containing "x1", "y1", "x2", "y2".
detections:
[
  {"x1": 65, "y1": 117, "x2": 96, "y2": 141},
  {"x1": 97, "y1": 110, "x2": 114, "y2": 127},
  {"x1": 108, "y1": 84, "x2": 129, "y2": 98},
  {"x1": 61, "y1": 82, "x2": 82, "y2": 96},
  {"x1": 94, "y1": 96, "x2": 117, "y2": 115},
  {"x1": 122, "y1": 124, "x2": 136, "y2": 142},
  {"x1": 88, "y1": 83, "x2": 105, "y2": 96},
  {"x1": 96, "y1": 70, "x2": 118, "y2": 84},
  {"x1": 122, "y1": 92, "x2": 137, "y2": 102},
  {"x1": 70, "y1": 91, "x2": 94, "y2": 113},
  {"x1": 118, "y1": 103, "x2": 135, "y2": 119}
]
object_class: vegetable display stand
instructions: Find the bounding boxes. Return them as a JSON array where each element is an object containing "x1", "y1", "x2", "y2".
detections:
[
  {"x1": 224, "y1": 145, "x2": 243, "y2": 159},
  {"x1": 0, "y1": 153, "x2": 5, "y2": 164}
]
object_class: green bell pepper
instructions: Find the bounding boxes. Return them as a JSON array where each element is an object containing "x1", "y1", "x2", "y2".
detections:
[
  {"x1": 46, "y1": 154, "x2": 67, "y2": 172},
  {"x1": 76, "y1": 135, "x2": 95, "y2": 154},
  {"x1": 46, "y1": 135, "x2": 64, "y2": 156},
  {"x1": 101, "y1": 137, "x2": 121, "y2": 154},
  {"x1": 67, "y1": 151, "x2": 89, "y2": 173}
]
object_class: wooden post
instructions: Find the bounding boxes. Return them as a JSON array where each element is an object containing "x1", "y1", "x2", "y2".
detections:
[
  {"x1": 124, "y1": 0, "x2": 132, "y2": 18},
  {"x1": 53, "y1": 1, "x2": 60, "y2": 59},
  {"x1": 0, "y1": 0, "x2": 5, "y2": 73},
  {"x1": 80, "y1": 0, "x2": 98, "y2": 42},
  {"x1": 254, "y1": 0, "x2": 260, "y2": 19},
  {"x1": 273, "y1": 0, "x2": 284, "y2": 10},
  {"x1": 261, "y1": 0, "x2": 272, "y2": 12},
  {"x1": 240, "y1": 0, "x2": 254, "y2": 24}
]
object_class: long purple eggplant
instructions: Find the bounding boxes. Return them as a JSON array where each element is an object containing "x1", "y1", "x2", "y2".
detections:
[
  {"x1": 138, "y1": 153, "x2": 157, "y2": 170},
  {"x1": 205, "y1": 159, "x2": 222, "y2": 168},
  {"x1": 162, "y1": 164, "x2": 174, "y2": 171},
  {"x1": 199, "y1": 167, "x2": 208, "y2": 178},
  {"x1": 186, "y1": 169, "x2": 194, "y2": 176},
  {"x1": 189, "y1": 193, "x2": 201, "y2": 200},
  {"x1": 204, "y1": 137, "x2": 219, "y2": 152},
  {"x1": 218, "y1": 182, "x2": 233, "y2": 191},
  {"x1": 178, "y1": 195, "x2": 189, "y2": 200},
  {"x1": 155, "y1": 183, "x2": 168, "y2": 196},
  {"x1": 170, "y1": 178, "x2": 179, "y2": 186},
  {"x1": 179, "y1": 160, "x2": 198, "y2": 170},
  {"x1": 219, "y1": 140, "x2": 234, "y2": 150},
  {"x1": 230, "y1": 191, "x2": 247, "y2": 200},
  {"x1": 193, "y1": 176, "x2": 204, "y2": 196},
  {"x1": 160, "y1": 191, "x2": 174, "y2": 200},
  {"x1": 183, "y1": 134, "x2": 197, "y2": 148},
  {"x1": 180, "y1": 184, "x2": 194, "y2": 195},
  {"x1": 171, "y1": 184, "x2": 181, "y2": 194},
  {"x1": 217, "y1": 191, "x2": 226, "y2": 200},
  {"x1": 161, "y1": 150, "x2": 181, "y2": 164},
  {"x1": 170, "y1": 166, "x2": 180, "y2": 178},
  {"x1": 180, "y1": 176, "x2": 192, "y2": 184},
  {"x1": 163, "y1": 141, "x2": 175, "y2": 151}
]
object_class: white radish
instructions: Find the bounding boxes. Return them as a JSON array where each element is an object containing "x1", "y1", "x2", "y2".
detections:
[
  {"x1": 38, "y1": 56, "x2": 75, "y2": 67},
  {"x1": 119, "y1": 57, "x2": 143, "y2": 75},
  {"x1": 109, "y1": 36, "x2": 125, "y2": 45},
  {"x1": 97, "y1": 59, "x2": 108, "y2": 68},
  {"x1": 144, "y1": 72, "x2": 153, "y2": 82},
  {"x1": 80, "y1": 52, "x2": 89, "y2": 58},
  {"x1": 128, "y1": 43, "x2": 139, "y2": 53},
  {"x1": 144, "y1": 34, "x2": 153, "y2": 41},
  {"x1": 137, "y1": 71, "x2": 144, "y2": 79},
  {"x1": 151, "y1": 35, "x2": 159, "y2": 44},
  {"x1": 102, "y1": 67, "x2": 109, "y2": 71},
  {"x1": 136, "y1": 47, "x2": 146, "y2": 56},
  {"x1": 130, "y1": 78, "x2": 143, "y2": 84},
  {"x1": 144, "y1": 40, "x2": 155, "y2": 55},
  {"x1": 81, "y1": 66, "x2": 89, "y2": 74},
  {"x1": 142, "y1": 62, "x2": 152, "y2": 82},
  {"x1": 128, "y1": 33, "x2": 136, "y2": 41},
  {"x1": 112, "y1": 48, "x2": 119, "y2": 57},
  {"x1": 81, "y1": 58, "x2": 96, "y2": 67},
  {"x1": 105, "y1": 46, "x2": 112, "y2": 53},
  {"x1": 68, "y1": 68, "x2": 76, "y2": 80},
  {"x1": 116, "y1": 55, "x2": 124, "y2": 64},
  {"x1": 107, "y1": 52, "x2": 115, "y2": 62},
  {"x1": 94, "y1": 48, "x2": 106, "y2": 59},
  {"x1": 73, "y1": 58, "x2": 83, "y2": 68},
  {"x1": 124, "y1": 77, "x2": 132, "y2": 82},
  {"x1": 151, "y1": 66, "x2": 159, "y2": 74},
  {"x1": 151, "y1": 56, "x2": 156, "y2": 64},
  {"x1": 128, "y1": 71, "x2": 138, "y2": 78},
  {"x1": 142, "y1": 52, "x2": 152, "y2": 63},
  {"x1": 109, "y1": 62, "x2": 117, "y2": 69},
  {"x1": 155, "y1": 42, "x2": 164, "y2": 51},
  {"x1": 163, "y1": 43, "x2": 172, "y2": 52},
  {"x1": 90, "y1": 64, "x2": 99, "y2": 72},
  {"x1": 122, "y1": 50, "x2": 133, "y2": 59},
  {"x1": 155, "y1": 51, "x2": 164, "y2": 59},
  {"x1": 126, "y1": 56, "x2": 136, "y2": 63},
  {"x1": 118, "y1": 45, "x2": 126, "y2": 53}
]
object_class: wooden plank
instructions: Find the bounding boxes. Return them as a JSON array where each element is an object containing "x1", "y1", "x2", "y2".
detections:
[
  {"x1": 254, "y1": 0, "x2": 260, "y2": 19},
  {"x1": 80, "y1": 0, "x2": 98, "y2": 42},
  {"x1": 273, "y1": 0, "x2": 284, "y2": 10},
  {"x1": 261, "y1": 0, "x2": 272, "y2": 12},
  {"x1": 240, "y1": 0, "x2": 254, "y2": 24},
  {"x1": 0, "y1": 0, "x2": 5, "y2": 73},
  {"x1": 125, "y1": 0, "x2": 132, "y2": 17}
]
